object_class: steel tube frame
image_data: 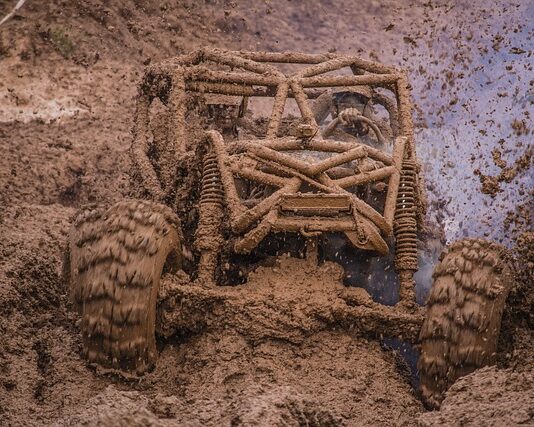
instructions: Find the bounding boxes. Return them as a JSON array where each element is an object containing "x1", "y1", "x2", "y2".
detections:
[{"x1": 133, "y1": 48, "x2": 419, "y2": 305}]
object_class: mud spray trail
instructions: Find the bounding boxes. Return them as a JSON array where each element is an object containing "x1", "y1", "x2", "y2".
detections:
[{"x1": 0, "y1": 1, "x2": 532, "y2": 426}]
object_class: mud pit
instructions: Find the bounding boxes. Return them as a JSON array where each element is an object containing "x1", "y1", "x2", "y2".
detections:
[{"x1": 1, "y1": 1, "x2": 533, "y2": 426}]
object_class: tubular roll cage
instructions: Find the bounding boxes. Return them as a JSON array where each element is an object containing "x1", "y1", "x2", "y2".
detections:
[{"x1": 133, "y1": 48, "x2": 420, "y2": 307}]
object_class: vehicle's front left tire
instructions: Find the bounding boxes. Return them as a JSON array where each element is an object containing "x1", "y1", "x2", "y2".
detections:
[{"x1": 66, "y1": 200, "x2": 181, "y2": 374}]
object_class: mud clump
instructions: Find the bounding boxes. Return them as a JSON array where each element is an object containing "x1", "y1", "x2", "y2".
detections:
[
  {"x1": 511, "y1": 119, "x2": 530, "y2": 137},
  {"x1": 417, "y1": 366, "x2": 534, "y2": 426},
  {"x1": 474, "y1": 146, "x2": 533, "y2": 197},
  {"x1": 148, "y1": 257, "x2": 424, "y2": 425},
  {"x1": 54, "y1": 386, "x2": 168, "y2": 426},
  {"x1": 139, "y1": 330, "x2": 422, "y2": 426},
  {"x1": 56, "y1": 384, "x2": 344, "y2": 426}
]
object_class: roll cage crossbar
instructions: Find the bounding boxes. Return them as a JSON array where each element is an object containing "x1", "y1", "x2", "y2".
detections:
[{"x1": 142, "y1": 48, "x2": 413, "y2": 140}]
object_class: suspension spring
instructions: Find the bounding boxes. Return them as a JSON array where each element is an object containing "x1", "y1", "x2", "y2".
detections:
[
  {"x1": 394, "y1": 159, "x2": 418, "y2": 272},
  {"x1": 197, "y1": 151, "x2": 224, "y2": 249},
  {"x1": 196, "y1": 150, "x2": 225, "y2": 284},
  {"x1": 199, "y1": 152, "x2": 225, "y2": 209}
]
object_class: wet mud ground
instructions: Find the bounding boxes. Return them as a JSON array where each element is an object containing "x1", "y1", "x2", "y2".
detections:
[{"x1": 0, "y1": 1, "x2": 533, "y2": 425}]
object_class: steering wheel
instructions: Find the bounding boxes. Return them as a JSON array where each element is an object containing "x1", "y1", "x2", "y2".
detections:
[{"x1": 322, "y1": 108, "x2": 386, "y2": 146}]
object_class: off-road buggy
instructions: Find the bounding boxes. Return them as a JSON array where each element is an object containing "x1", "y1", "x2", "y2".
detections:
[{"x1": 65, "y1": 49, "x2": 512, "y2": 408}]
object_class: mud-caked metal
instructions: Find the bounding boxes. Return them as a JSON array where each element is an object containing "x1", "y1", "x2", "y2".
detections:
[{"x1": 66, "y1": 49, "x2": 512, "y2": 408}]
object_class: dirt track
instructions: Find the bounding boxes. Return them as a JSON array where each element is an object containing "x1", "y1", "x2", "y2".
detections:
[{"x1": 0, "y1": 1, "x2": 533, "y2": 426}]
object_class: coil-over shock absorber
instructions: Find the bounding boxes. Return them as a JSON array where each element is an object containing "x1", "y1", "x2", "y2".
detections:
[
  {"x1": 195, "y1": 149, "x2": 225, "y2": 285},
  {"x1": 394, "y1": 158, "x2": 418, "y2": 306}
]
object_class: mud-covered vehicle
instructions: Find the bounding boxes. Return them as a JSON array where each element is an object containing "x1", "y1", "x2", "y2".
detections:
[{"x1": 65, "y1": 49, "x2": 512, "y2": 408}]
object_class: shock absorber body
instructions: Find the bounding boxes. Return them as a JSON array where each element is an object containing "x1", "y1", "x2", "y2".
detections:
[
  {"x1": 394, "y1": 158, "x2": 418, "y2": 306},
  {"x1": 195, "y1": 149, "x2": 225, "y2": 285}
]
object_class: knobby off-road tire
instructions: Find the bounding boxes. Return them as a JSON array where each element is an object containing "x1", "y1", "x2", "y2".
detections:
[
  {"x1": 418, "y1": 238, "x2": 512, "y2": 408},
  {"x1": 67, "y1": 200, "x2": 181, "y2": 374}
]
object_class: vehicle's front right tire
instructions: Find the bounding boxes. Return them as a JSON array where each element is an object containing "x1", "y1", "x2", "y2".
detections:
[{"x1": 418, "y1": 238, "x2": 512, "y2": 408}]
